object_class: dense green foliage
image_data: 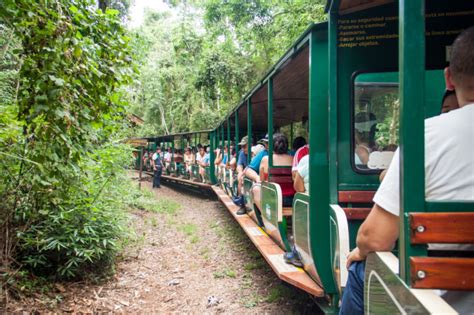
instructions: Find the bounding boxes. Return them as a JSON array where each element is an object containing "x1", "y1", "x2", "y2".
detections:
[
  {"x1": 130, "y1": 0, "x2": 326, "y2": 136},
  {"x1": 0, "y1": 0, "x2": 134, "y2": 287}
]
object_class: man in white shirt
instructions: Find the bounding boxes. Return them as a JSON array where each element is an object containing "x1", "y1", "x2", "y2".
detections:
[{"x1": 340, "y1": 27, "x2": 474, "y2": 314}]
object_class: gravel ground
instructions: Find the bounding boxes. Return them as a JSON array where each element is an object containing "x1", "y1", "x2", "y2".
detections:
[{"x1": 5, "y1": 172, "x2": 322, "y2": 313}]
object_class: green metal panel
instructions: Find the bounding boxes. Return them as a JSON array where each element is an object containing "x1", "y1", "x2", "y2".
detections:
[
  {"x1": 398, "y1": 0, "x2": 426, "y2": 284},
  {"x1": 268, "y1": 78, "x2": 274, "y2": 167},
  {"x1": 335, "y1": 3, "x2": 398, "y2": 191},
  {"x1": 227, "y1": 117, "x2": 231, "y2": 150},
  {"x1": 221, "y1": 125, "x2": 224, "y2": 148},
  {"x1": 426, "y1": 201, "x2": 474, "y2": 212},
  {"x1": 247, "y1": 99, "x2": 252, "y2": 164},
  {"x1": 293, "y1": 193, "x2": 321, "y2": 284},
  {"x1": 171, "y1": 136, "x2": 174, "y2": 161},
  {"x1": 308, "y1": 28, "x2": 337, "y2": 294},
  {"x1": 260, "y1": 182, "x2": 290, "y2": 251},
  {"x1": 328, "y1": 5, "x2": 339, "y2": 202},
  {"x1": 209, "y1": 131, "x2": 217, "y2": 184}
]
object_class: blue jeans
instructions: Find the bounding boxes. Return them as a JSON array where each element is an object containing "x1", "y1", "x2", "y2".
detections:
[
  {"x1": 339, "y1": 261, "x2": 365, "y2": 315},
  {"x1": 153, "y1": 169, "x2": 162, "y2": 187}
]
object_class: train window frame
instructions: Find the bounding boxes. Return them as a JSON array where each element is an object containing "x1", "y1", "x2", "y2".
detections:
[{"x1": 350, "y1": 70, "x2": 399, "y2": 175}]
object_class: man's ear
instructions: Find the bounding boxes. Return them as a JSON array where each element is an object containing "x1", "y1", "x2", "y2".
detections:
[{"x1": 444, "y1": 67, "x2": 456, "y2": 90}]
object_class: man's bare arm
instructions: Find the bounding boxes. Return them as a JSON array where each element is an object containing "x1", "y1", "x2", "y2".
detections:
[
  {"x1": 346, "y1": 204, "x2": 399, "y2": 267},
  {"x1": 293, "y1": 172, "x2": 305, "y2": 192},
  {"x1": 357, "y1": 204, "x2": 399, "y2": 256}
]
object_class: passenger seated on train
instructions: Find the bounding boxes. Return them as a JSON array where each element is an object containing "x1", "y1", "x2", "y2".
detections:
[
  {"x1": 251, "y1": 144, "x2": 265, "y2": 158},
  {"x1": 195, "y1": 145, "x2": 206, "y2": 177},
  {"x1": 221, "y1": 145, "x2": 229, "y2": 167},
  {"x1": 198, "y1": 146, "x2": 211, "y2": 182},
  {"x1": 284, "y1": 152, "x2": 309, "y2": 268},
  {"x1": 184, "y1": 147, "x2": 194, "y2": 176},
  {"x1": 243, "y1": 134, "x2": 269, "y2": 182},
  {"x1": 340, "y1": 27, "x2": 474, "y2": 315},
  {"x1": 293, "y1": 155, "x2": 309, "y2": 193},
  {"x1": 290, "y1": 136, "x2": 307, "y2": 156},
  {"x1": 292, "y1": 143, "x2": 309, "y2": 180},
  {"x1": 174, "y1": 149, "x2": 183, "y2": 163},
  {"x1": 252, "y1": 133, "x2": 293, "y2": 212},
  {"x1": 216, "y1": 146, "x2": 229, "y2": 167},
  {"x1": 164, "y1": 148, "x2": 172, "y2": 168},
  {"x1": 234, "y1": 136, "x2": 249, "y2": 214},
  {"x1": 228, "y1": 147, "x2": 237, "y2": 171},
  {"x1": 354, "y1": 112, "x2": 377, "y2": 166}
]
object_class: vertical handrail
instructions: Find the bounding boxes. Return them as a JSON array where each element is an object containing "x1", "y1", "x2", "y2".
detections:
[
  {"x1": 247, "y1": 99, "x2": 252, "y2": 164},
  {"x1": 227, "y1": 117, "x2": 231, "y2": 159},
  {"x1": 268, "y1": 78, "x2": 274, "y2": 167},
  {"x1": 209, "y1": 131, "x2": 216, "y2": 184},
  {"x1": 399, "y1": 0, "x2": 426, "y2": 284},
  {"x1": 235, "y1": 111, "x2": 239, "y2": 150}
]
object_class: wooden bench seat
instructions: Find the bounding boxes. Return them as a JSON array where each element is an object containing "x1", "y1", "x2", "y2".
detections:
[
  {"x1": 410, "y1": 212, "x2": 474, "y2": 244},
  {"x1": 409, "y1": 212, "x2": 474, "y2": 290},
  {"x1": 411, "y1": 257, "x2": 474, "y2": 290},
  {"x1": 342, "y1": 207, "x2": 371, "y2": 220},
  {"x1": 338, "y1": 191, "x2": 375, "y2": 220}
]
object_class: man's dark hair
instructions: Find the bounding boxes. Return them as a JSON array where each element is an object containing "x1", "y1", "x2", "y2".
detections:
[
  {"x1": 273, "y1": 133, "x2": 288, "y2": 154},
  {"x1": 450, "y1": 26, "x2": 474, "y2": 83},
  {"x1": 292, "y1": 136, "x2": 307, "y2": 151}
]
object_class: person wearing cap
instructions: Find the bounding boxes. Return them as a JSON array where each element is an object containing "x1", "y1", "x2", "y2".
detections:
[
  {"x1": 152, "y1": 147, "x2": 163, "y2": 188},
  {"x1": 251, "y1": 144, "x2": 265, "y2": 158}
]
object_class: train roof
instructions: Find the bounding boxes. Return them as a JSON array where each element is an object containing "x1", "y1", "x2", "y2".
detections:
[
  {"x1": 218, "y1": 22, "x2": 328, "y2": 131},
  {"x1": 146, "y1": 130, "x2": 214, "y2": 142},
  {"x1": 325, "y1": 0, "x2": 394, "y2": 14}
]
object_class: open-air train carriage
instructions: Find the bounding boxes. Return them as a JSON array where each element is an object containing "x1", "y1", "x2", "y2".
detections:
[
  {"x1": 143, "y1": 131, "x2": 216, "y2": 190},
  {"x1": 213, "y1": 22, "x2": 334, "y2": 310},
  {"x1": 136, "y1": 0, "x2": 474, "y2": 312}
]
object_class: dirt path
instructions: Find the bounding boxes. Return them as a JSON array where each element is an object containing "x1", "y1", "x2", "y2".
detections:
[{"x1": 7, "y1": 173, "x2": 321, "y2": 313}]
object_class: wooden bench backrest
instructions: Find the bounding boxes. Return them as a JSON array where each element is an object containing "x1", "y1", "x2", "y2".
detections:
[
  {"x1": 338, "y1": 191, "x2": 375, "y2": 220},
  {"x1": 268, "y1": 167, "x2": 295, "y2": 197},
  {"x1": 409, "y1": 212, "x2": 474, "y2": 290}
]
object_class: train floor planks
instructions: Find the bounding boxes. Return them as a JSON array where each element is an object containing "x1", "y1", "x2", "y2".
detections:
[{"x1": 212, "y1": 186, "x2": 324, "y2": 298}]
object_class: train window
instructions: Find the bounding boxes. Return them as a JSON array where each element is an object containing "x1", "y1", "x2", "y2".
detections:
[{"x1": 353, "y1": 72, "x2": 399, "y2": 171}]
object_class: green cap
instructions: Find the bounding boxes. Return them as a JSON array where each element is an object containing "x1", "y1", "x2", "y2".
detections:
[{"x1": 238, "y1": 135, "x2": 248, "y2": 146}]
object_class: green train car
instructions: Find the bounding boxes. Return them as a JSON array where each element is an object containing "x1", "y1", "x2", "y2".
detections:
[{"x1": 136, "y1": 1, "x2": 474, "y2": 313}]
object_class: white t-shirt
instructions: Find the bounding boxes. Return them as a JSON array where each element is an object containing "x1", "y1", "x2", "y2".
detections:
[
  {"x1": 297, "y1": 155, "x2": 310, "y2": 192},
  {"x1": 196, "y1": 153, "x2": 204, "y2": 163},
  {"x1": 164, "y1": 152, "x2": 171, "y2": 162},
  {"x1": 373, "y1": 104, "x2": 474, "y2": 312},
  {"x1": 374, "y1": 104, "x2": 474, "y2": 215}
]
